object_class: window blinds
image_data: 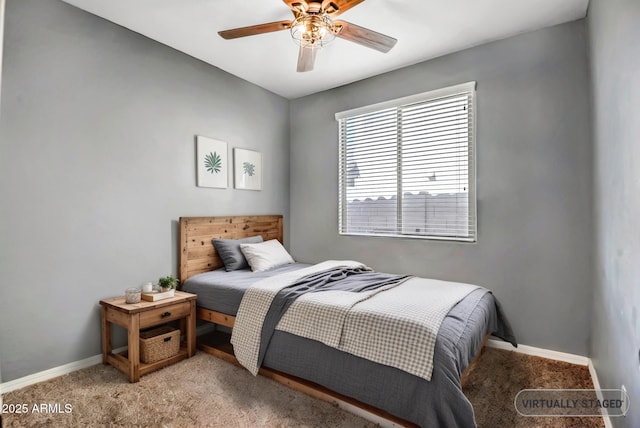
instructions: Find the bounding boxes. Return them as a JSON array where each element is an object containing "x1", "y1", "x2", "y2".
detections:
[{"x1": 337, "y1": 82, "x2": 476, "y2": 241}]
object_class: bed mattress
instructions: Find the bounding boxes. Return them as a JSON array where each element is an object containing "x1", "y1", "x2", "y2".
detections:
[{"x1": 181, "y1": 262, "x2": 310, "y2": 315}]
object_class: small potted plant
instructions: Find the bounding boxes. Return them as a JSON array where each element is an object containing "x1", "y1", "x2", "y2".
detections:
[{"x1": 158, "y1": 275, "x2": 177, "y2": 293}]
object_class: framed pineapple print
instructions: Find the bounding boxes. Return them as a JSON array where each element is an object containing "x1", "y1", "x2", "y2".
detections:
[
  {"x1": 234, "y1": 148, "x2": 262, "y2": 190},
  {"x1": 196, "y1": 136, "x2": 228, "y2": 188}
]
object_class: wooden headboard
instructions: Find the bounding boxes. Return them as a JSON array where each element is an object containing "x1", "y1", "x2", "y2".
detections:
[{"x1": 178, "y1": 215, "x2": 283, "y2": 283}]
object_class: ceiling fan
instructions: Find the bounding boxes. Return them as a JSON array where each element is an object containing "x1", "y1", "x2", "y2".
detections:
[{"x1": 218, "y1": 0, "x2": 397, "y2": 72}]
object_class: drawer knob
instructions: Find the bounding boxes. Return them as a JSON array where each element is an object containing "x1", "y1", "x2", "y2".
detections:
[{"x1": 161, "y1": 311, "x2": 171, "y2": 318}]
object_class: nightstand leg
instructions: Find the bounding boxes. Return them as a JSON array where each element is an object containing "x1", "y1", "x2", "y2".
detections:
[
  {"x1": 187, "y1": 300, "x2": 196, "y2": 356},
  {"x1": 128, "y1": 314, "x2": 140, "y2": 382},
  {"x1": 101, "y1": 306, "x2": 111, "y2": 364}
]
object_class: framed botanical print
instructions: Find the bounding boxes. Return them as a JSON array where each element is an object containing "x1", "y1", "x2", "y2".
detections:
[
  {"x1": 196, "y1": 136, "x2": 228, "y2": 188},
  {"x1": 234, "y1": 148, "x2": 262, "y2": 191}
]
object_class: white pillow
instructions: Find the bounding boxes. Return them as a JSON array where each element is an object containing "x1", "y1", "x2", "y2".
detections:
[{"x1": 240, "y1": 239, "x2": 295, "y2": 272}]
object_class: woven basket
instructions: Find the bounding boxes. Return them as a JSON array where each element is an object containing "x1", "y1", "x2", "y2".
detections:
[{"x1": 139, "y1": 326, "x2": 180, "y2": 364}]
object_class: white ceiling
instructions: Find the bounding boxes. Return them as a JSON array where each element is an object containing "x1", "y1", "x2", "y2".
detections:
[{"x1": 60, "y1": 0, "x2": 589, "y2": 99}]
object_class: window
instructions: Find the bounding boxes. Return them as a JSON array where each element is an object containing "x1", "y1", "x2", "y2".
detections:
[{"x1": 337, "y1": 82, "x2": 476, "y2": 242}]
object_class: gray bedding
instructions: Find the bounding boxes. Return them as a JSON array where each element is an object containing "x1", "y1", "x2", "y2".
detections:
[
  {"x1": 181, "y1": 262, "x2": 310, "y2": 315},
  {"x1": 266, "y1": 289, "x2": 510, "y2": 427},
  {"x1": 183, "y1": 265, "x2": 516, "y2": 427}
]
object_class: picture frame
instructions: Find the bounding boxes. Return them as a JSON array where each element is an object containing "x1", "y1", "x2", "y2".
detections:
[
  {"x1": 234, "y1": 148, "x2": 262, "y2": 191},
  {"x1": 196, "y1": 136, "x2": 228, "y2": 188}
]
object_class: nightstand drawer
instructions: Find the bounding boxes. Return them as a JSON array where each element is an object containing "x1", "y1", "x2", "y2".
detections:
[{"x1": 139, "y1": 302, "x2": 191, "y2": 328}]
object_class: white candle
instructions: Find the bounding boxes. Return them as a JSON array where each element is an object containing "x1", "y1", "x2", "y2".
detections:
[{"x1": 142, "y1": 282, "x2": 153, "y2": 293}]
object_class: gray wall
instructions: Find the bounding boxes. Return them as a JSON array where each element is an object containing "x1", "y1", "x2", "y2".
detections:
[
  {"x1": 290, "y1": 21, "x2": 593, "y2": 356},
  {"x1": 0, "y1": 0, "x2": 4, "y2": 107},
  {"x1": 588, "y1": 0, "x2": 640, "y2": 426},
  {"x1": 0, "y1": 0, "x2": 289, "y2": 382},
  {"x1": 2, "y1": 0, "x2": 618, "y2": 388}
]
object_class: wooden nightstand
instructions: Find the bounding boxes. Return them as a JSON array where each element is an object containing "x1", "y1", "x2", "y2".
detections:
[{"x1": 100, "y1": 290, "x2": 197, "y2": 382}]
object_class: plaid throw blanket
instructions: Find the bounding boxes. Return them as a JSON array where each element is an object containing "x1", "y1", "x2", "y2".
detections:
[
  {"x1": 277, "y1": 276, "x2": 483, "y2": 380},
  {"x1": 232, "y1": 261, "x2": 484, "y2": 380},
  {"x1": 231, "y1": 260, "x2": 367, "y2": 375}
]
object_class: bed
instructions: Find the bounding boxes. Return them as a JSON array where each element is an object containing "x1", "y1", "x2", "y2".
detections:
[{"x1": 179, "y1": 215, "x2": 516, "y2": 427}]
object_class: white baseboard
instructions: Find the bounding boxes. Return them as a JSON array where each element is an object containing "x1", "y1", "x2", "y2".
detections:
[
  {"x1": 336, "y1": 401, "x2": 403, "y2": 428},
  {"x1": 196, "y1": 323, "x2": 217, "y2": 336},
  {"x1": 0, "y1": 346, "x2": 126, "y2": 395},
  {"x1": 588, "y1": 359, "x2": 614, "y2": 428},
  {"x1": 487, "y1": 339, "x2": 589, "y2": 366}
]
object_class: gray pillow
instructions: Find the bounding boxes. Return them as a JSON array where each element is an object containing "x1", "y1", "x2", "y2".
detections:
[{"x1": 213, "y1": 236, "x2": 263, "y2": 271}]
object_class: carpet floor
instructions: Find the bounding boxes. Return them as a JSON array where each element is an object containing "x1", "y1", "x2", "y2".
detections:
[
  {"x1": 463, "y1": 347, "x2": 604, "y2": 428},
  {"x1": 2, "y1": 347, "x2": 605, "y2": 427}
]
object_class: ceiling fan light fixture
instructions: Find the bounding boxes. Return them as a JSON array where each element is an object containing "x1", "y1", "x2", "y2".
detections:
[
  {"x1": 218, "y1": 0, "x2": 396, "y2": 73},
  {"x1": 290, "y1": 14, "x2": 336, "y2": 48}
]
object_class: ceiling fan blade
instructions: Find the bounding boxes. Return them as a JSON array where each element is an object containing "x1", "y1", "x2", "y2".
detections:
[
  {"x1": 297, "y1": 46, "x2": 317, "y2": 72},
  {"x1": 323, "y1": 0, "x2": 366, "y2": 16},
  {"x1": 283, "y1": 0, "x2": 309, "y2": 14},
  {"x1": 333, "y1": 20, "x2": 397, "y2": 53},
  {"x1": 218, "y1": 20, "x2": 292, "y2": 40}
]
